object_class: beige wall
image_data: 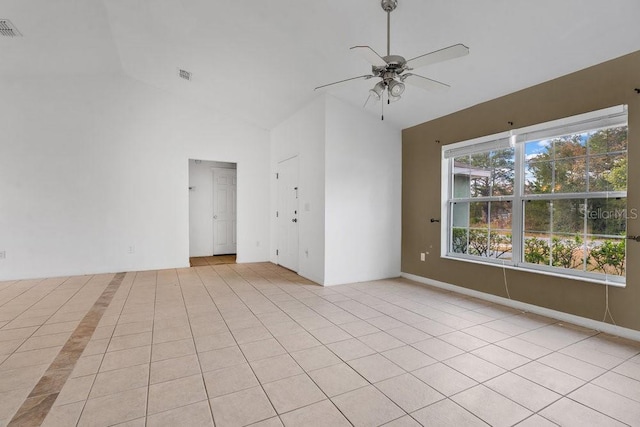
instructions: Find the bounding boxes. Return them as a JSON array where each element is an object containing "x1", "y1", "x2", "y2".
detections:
[{"x1": 402, "y1": 51, "x2": 640, "y2": 331}]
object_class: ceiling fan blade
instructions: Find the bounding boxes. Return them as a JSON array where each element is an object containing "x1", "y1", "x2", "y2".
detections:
[
  {"x1": 402, "y1": 73, "x2": 450, "y2": 91},
  {"x1": 350, "y1": 46, "x2": 388, "y2": 67},
  {"x1": 406, "y1": 43, "x2": 469, "y2": 70},
  {"x1": 314, "y1": 75, "x2": 374, "y2": 91}
]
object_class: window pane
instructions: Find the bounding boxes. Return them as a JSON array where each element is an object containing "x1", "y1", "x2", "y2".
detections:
[
  {"x1": 585, "y1": 198, "x2": 627, "y2": 236},
  {"x1": 469, "y1": 152, "x2": 491, "y2": 197},
  {"x1": 554, "y1": 158, "x2": 587, "y2": 193},
  {"x1": 587, "y1": 126, "x2": 628, "y2": 155},
  {"x1": 451, "y1": 228, "x2": 468, "y2": 254},
  {"x1": 587, "y1": 236, "x2": 626, "y2": 277},
  {"x1": 554, "y1": 134, "x2": 587, "y2": 159},
  {"x1": 452, "y1": 202, "x2": 468, "y2": 228},
  {"x1": 525, "y1": 160, "x2": 552, "y2": 194},
  {"x1": 523, "y1": 200, "x2": 551, "y2": 266},
  {"x1": 452, "y1": 155, "x2": 471, "y2": 198},
  {"x1": 524, "y1": 200, "x2": 550, "y2": 233},
  {"x1": 553, "y1": 199, "x2": 584, "y2": 235},
  {"x1": 589, "y1": 154, "x2": 627, "y2": 192},
  {"x1": 490, "y1": 148, "x2": 515, "y2": 196},
  {"x1": 490, "y1": 201, "x2": 512, "y2": 260}
]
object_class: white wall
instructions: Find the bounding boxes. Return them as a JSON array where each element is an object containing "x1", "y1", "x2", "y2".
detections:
[
  {"x1": 0, "y1": 74, "x2": 270, "y2": 280},
  {"x1": 270, "y1": 97, "x2": 326, "y2": 284},
  {"x1": 188, "y1": 160, "x2": 236, "y2": 257},
  {"x1": 324, "y1": 96, "x2": 402, "y2": 285}
]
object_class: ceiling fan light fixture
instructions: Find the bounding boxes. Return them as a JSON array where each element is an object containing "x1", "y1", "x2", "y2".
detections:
[
  {"x1": 370, "y1": 81, "x2": 385, "y2": 100},
  {"x1": 389, "y1": 93, "x2": 402, "y2": 103},
  {"x1": 388, "y1": 79, "x2": 405, "y2": 97}
]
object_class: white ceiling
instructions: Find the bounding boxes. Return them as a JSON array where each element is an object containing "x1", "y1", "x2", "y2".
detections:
[{"x1": 3, "y1": 0, "x2": 640, "y2": 130}]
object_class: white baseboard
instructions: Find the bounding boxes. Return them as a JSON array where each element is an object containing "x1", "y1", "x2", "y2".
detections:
[{"x1": 401, "y1": 272, "x2": 640, "y2": 343}]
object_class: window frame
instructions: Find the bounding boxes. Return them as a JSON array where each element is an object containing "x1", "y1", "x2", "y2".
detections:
[{"x1": 441, "y1": 105, "x2": 628, "y2": 287}]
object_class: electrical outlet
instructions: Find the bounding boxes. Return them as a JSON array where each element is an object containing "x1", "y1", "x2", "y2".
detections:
[
  {"x1": 0, "y1": 251, "x2": 5, "y2": 259},
  {"x1": 420, "y1": 252, "x2": 426, "y2": 261},
  {"x1": 256, "y1": 241, "x2": 260, "y2": 247},
  {"x1": 127, "y1": 245, "x2": 135, "y2": 254}
]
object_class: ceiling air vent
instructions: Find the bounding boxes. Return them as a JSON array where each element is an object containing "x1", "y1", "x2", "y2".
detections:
[
  {"x1": 0, "y1": 20, "x2": 22, "y2": 37},
  {"x1": 178, "y1": 69, "x2": 192, "y2": 81}
]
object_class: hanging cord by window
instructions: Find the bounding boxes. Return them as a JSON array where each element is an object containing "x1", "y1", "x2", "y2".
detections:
[
  {"x1": 603, "y1": 285, "x2": 617, "y2": 326},
  {"x1": 502, "y1": 260, "x2": 511, "y2": 300}
]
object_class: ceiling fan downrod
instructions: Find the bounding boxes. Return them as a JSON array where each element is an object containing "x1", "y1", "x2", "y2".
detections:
[{"x1": 381, "y1": 0, "x2": 398, "y2": 56}]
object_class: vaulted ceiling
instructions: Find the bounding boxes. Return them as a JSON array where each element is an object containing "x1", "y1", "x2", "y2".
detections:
[{"x1": 3, "y1": 0, "x2": 640, "y2": 130}]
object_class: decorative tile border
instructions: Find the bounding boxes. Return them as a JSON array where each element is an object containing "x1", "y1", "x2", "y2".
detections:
[{"x1": 8, "y1": 272, "x2": 126, "y2": 426}]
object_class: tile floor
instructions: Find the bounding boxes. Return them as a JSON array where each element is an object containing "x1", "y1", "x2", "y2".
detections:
[{"x1": 0, "y1": 263, "x2": 639, "y2": 426}]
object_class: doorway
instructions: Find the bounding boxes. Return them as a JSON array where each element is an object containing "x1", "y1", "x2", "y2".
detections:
[
  {"x1": 277, "y1": 156, "x2": 299, "y2": 271},
  {"x1": 188, "y1": 159, "x2": 237, "y2": 261}
]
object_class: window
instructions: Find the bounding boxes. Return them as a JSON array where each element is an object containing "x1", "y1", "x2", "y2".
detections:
[{"x1": 442, "y1": 105, "x2": 628, "y2": 285}]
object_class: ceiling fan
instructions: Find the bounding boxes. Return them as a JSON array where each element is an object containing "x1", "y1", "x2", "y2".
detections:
[{"x1": 315, "y1": 0, "x2": 469, "y2": 118}]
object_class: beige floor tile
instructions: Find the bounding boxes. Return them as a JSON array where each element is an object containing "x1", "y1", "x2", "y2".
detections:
[
  {"x1": 537, "y1": 351, "x2": 606, "y2": 381},
  {"x1": 112, "y1": 320, "x2": 153, "y2": 337},
  {"x1": 0, "y1": 346, "x2": 61, "y2": 371},
  {"x1": 462, "y1": 324, "x2": 510, "y2": 343},
  {"x1": 439, "y1": 331, "x2": 488, "y2": 352},
  {"x1": 540, "y1": 397, "x2": 625, "y2": 427},
  {"x1": 309, "y1": 326, "x2": 352, "y2": 345},
  {"x1": 515, "y1": 414, "x2": 557, "y2": 427},
  {"x1": 290, "y1": 346, "x2": 342, "y2": 371},
  {"x1": 203, "y1": 362, "x2": 258, "y2": 398},
  {"x1": 470, "y1": 344, "x2": 530, "y2": 370},
  {"x1": 376, "y1": 373, "x2": 444, "y2": 412},
  {"x1": 382, "y1": 415, "x2": 421, "y2": 426},
  {"x1": 593, "y1": 370, "x2": 640, "y2": 402},
  {"x1": 194, "y1": 331, "x2": 236, "y2": 353},
  {"x1": 332, "y1": 385, "x2": 404, "y2": 427},
  {"x1": 83, "y1": 338, "x2": 110, "y2": 356},
  {"x1": 443, "y1": 353, "x2": 505, "y2": 382},
  {"x1": 150, "y1": 353, "x2": 200, "y2": 384},
  {"x1": 327, "y1": 338, "x2": 376, "y2": 361},
  {"x1": 349, "y1": 354, "x2": 405, "y2": 383},
  {"x1": 559, "y1": 339, "x2": 627, "y2": 369},
  {"x1": 250, "y1": 353, "x2": 303, "y2": 384},
  {"x1": 107, "y1": 332, "x2": 152, "y2": 352},
  {"x1": 339, "y1": 320, "x2": 380, "y2": 338},
  {"x1": 411, "y1": 338, "x2": 464, "y2": 361},
  {"x1": 381, "y1": 346, "x2": 437, "y2": 371},
  {"x1": 412, "y1": 320, "x2": 455, "y2": 337},
  {"x1": 148, "y1": 374, "x2": 207, "y2": 415},
  {"x1": 151, "y1": 338, "x2": 196, "y2": 362},
  {"x1": 42, "y1": 401, "x2": 85, "y2": 427},
  {"x1": 240, "y1": 338, "x2": 287, "y2": 362},
  {"x1": 485, "y1": 372, "x2": 561, "y2": 411},
  {"x1": 263, "y1": 373, "x2": 325, "y2": 414},
  {"x1": 34, "y1": 321, "x2": 79, "y2": 337},
  {"x1": 90, "y1": 364, "x2": 150, "y2": 398},
  {"x1": 518, "y1": 324, "x2": 595, "y2": 351},
  {"x1": 385, "y1": 325, "x2": 431, "y2": 344},
  {"x1": 411, "y1": 399, "x2": 487, "y2": 427},
  {"x1": 280, "y1": 400, "x2": 351, "y2": 427},
  {"x1": 358, "y1": 331, "x2": 405, "y2": 352},
  {"x1": 0, "y1": 327, "x2": 38, "y2": 342},
  {"x1": 152, "y1": 326, "x2": 193, "y2": 344},
  {"x1": 496, "y1": 337, "x2": 553, "y2": 359},
  {"x1": 198, "y1": 346, "x2": 245, "y2": 372},
  {"x1": 266, "y1": 321, "x2": 306, "y2": 338},
  {"x1": 147, "y1": 401, "x2": 214, "y2": 427},
  {"x1": 568, "y1": 383, "x2": 640, "y2": 425},
  {"x1": 412, "y1": 363, "x2": 477, "y2": 396},
  {"x1": 0, "y1": 339, "x2": 24, "y2": 356},
  {"x1": 0, "y1": 388, "x2": 30, "y2": 420},
  {"x1": 16, "y1": 332, "x2": 70, "y2": 352},
  {"x1": 513, "y1": 361, "x2": 584, "y2": 395},
  {"x1": 78, "y1": 386, "x2": 148, "y2": 427},
  {"x1": 99, "y1": 346, "x2": 151, "y2": 372},
  {"x1": 366, "y1": 315, "x2": 406, "y2": 331},
  {"x1": 55, "y1": 374, "x2": 96, "y2": 406},
  {"x1": 308, "y1": 363, "x2": 368, "y2": 397},
  {"x1": 0, "y1": 363, "x2": 49, "y2": 393},
  {"x1": 613, "y1": 359, "x2": 640, "y2": 381},
  {"x1": 275, "y1": 331, "x2": 321, "y2": 353},
  {"x1": 209, "y1": 386, "x2": 276, "y2": 427},
  {"x1": 231, "y1": 325, "x2": 272, "y2": 344},
  {"x1": 452, "y1": 384, "x2": 531, "y2": 427}
]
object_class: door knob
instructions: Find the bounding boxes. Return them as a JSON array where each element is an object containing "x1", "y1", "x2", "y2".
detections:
[{"x1": 292, "y1": 218, "x2": 297, "y2": 223}]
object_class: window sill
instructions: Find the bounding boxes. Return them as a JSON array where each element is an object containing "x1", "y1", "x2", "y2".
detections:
[{"x1": 442, "y1": 254, "x2": 626, "y2": 288}]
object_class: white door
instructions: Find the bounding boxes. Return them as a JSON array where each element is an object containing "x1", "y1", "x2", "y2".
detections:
[
  {"x1": 277, "y1": 156, "x2": 299, "y2": 271},
  {"x1": 213, "y1": 168, "x2": 237, "y2": 255}
]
